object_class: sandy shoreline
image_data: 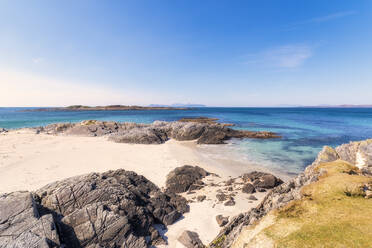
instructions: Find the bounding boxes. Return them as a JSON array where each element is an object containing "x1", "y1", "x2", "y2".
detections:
[{"x1": 0, "y1": 129, "x2": 289, "y2": 247}]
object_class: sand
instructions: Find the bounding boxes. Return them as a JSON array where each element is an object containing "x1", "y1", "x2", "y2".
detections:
[{"x1": 0, "y1": 129, "x2": 282, "y2": 247}]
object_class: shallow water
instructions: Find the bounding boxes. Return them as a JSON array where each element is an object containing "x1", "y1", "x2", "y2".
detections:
[{"x1": 1, "y1": 107, "x2": 372, "y2": 174}]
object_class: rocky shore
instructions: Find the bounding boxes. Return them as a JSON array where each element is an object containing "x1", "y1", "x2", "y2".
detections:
[
  {"x1": 209, "y1": 139, "x2": 372, "y2": 247},
  {"x1": 0, "y1": 165, "x2": 282, "y2": 247},
  {"x1": 2, "y1": 120, "x2": 371, "y2": 247},
  {"x1": 31, "y1": 119, "x2": 280, "y2": 145}
]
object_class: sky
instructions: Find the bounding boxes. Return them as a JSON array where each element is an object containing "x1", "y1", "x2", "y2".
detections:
[{"x1": 1, "y1": 0, "x2": 371, "y2": 107}]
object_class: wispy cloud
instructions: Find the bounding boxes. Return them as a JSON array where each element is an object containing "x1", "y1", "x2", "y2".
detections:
[
  {"x1": 283, "y1": 11, "x2": 357, "y2": 31},
  {"x1": 245, "y1": 44, "x2": 313, "y2": 69},
  {"x1": 32, "y1": 57, "x2": 44, "y2": 64},
  {"x1": 302, "y1": 11, "x2": 357, "y2": 24},
  {"x1": 264, "y1": 45, "x2": 312, "y2": 68}
]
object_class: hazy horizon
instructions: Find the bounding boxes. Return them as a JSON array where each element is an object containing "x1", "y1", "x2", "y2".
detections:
[{"x1": 1, "y1": 1, "x2": 371, "y2": 107}]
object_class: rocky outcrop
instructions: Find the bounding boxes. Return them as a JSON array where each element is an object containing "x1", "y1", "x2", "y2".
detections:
[
  {"x1": 216, "y1": 215, "x2": 229, "y2": 227},
  {"x1": 0, "y1": 191, "x2": 59, "y2": 248},
  {"x1": 242, "y1": 171, "x2": 284, "y2": 190},
  {"x1": 0, "y1": 128, "x2": 7, "y2": 133},
  {"x1": 177, "y1": 230, "x2": 204, "y2": 248},
  {"x1": 308, "y1": 139, "x2": 372, "y2": 175},
  {"x1": 165, "y1": 165, "x2": 209, "y2": 194},
  {"x1": 210, "y1": 167, "x2": 319, "y2": 247},
  {"x1": 1, "y1": 169, "x2": 189, "y2": 248},
  {"x1": 210, "y1": 139, "x2": 372, "y2": 248},
  {"x1": 35, "y1": 120, "x2": 280, "y2": 145}
]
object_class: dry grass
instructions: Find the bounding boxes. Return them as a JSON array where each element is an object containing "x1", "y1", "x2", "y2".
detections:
[{"x1": 258, "y1": 160, "x2": 372, "y2": 248}]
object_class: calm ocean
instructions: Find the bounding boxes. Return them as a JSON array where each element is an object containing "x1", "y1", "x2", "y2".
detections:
[{"x1": 1, "y1": 107, "x2": 372, "y2": 174}]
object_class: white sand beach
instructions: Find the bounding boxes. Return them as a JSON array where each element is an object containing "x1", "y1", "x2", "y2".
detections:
[{"x1": 0, "y1": 129, "x2": 282, "y2": 247}]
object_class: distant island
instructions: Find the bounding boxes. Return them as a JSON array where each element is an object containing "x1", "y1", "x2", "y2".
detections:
[
  {"x1": 22, "y1": 105, "x2": 191, "y2": 112},
  {"x1": 148, "y1": 103, "x2": 206, "y2": 108},
  {"x1": 303, "y1": 104, "x2": 372, "y2": 108}
]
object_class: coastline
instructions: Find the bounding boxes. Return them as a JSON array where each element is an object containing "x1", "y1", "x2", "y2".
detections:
[{"x1": 0, "y1": 128, "x2": 287, "y2": 246}]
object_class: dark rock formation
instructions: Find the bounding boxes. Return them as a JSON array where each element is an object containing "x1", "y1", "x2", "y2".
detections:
[
  {"x1": 108, "y1": 127, "x2": 168, "y2": 144},
  {"x1": 216, "y1": 193, "x2": 227, "y2": 202},
  {"x1": 36, "y1": 120, "x2": 280, "y2": 145},
  {"x1": 216, "y1": 215, "x2": 229, "y2": 227},
  {"x1": 34, "y1": 169, "x2": 189, "y2": 247},
  {"x1": 0, "y1": 169, "x2": 189, "y2": 248},
  {"x1": 165, "y1": 165, "x2": 209, "y2": 194},
  {"x1": 248, "y1": 195, "x2": 258, "y2": 201},
  {"x1": 242, "y1": 183, "x2": 255, "y2": 194},
  {"x1": 224, "y1": 198, "x2": 235, "y2": 206},
  {"x1": 177, "y1": 230, "x2": 204, "y2": 248},
  {"x1": 0, "y1": 191, "x2": 59, "y2": 247},
  {"x1": 242, "y1": 171, "x2": 283, "y2": 189},
  {"x1": 0, "y1": 128, "x2": 7, "y2": 133},
  {"x1": 197, "y1": 195, "x2": 206, "y2": 202}
]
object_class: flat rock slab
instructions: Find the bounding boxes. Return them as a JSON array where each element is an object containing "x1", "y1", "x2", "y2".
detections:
[{"x1": 0, "y1": 191, "x2": 59, "y2": 248}]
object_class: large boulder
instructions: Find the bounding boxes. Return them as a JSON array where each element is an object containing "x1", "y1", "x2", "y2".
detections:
[
  {"x1": 242, "y1": 183, "x2": 256, "y2": 194},
  {"x1": 165, "y1": 165, "x2": 209, "y2": 194},
  {"x1": 177, "y1": 230, "x2": 204, "y2": 248},
  {"x1": 0, "y1": 191, "x2": 59, "y2": 248},
  {"x1": 196, "y1": 126, "x2": 228, "y2": 144},
  {"x1": 242, "y1": 171, "x2": 283, "y2": 189},
  {"x1": 216, "y1": 215, "x2": 229, "y2": 227},
  {"x1": 0, "y1": 128, "x2": 7, "y2": 133},
  {"x1": 35, "y1": 169, "x2": 188, "y2": 247},
  {"x1": 168, "y1": 122, "x2": 206, "y2": 141},
  {"x1": 313, "y1": 146, "x2": 340, "y2": 165},
  {"x1": 336, "y1": 139, "x2": 372, "y2": 167},
  {"x1": 109, "y1": 127, "x2": 168, "y2": 144}
]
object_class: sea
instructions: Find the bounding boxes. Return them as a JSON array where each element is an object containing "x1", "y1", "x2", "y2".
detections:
[{"x1": 1, "y1": 107, "x2": 372, "y2": 175}]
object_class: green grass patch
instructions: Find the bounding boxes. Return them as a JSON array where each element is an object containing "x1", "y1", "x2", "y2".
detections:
[{"x1": 263, "y1": 160, "x2": 372, "y2": 248}]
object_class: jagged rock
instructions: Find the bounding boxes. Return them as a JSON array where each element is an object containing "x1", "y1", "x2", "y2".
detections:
[
  {"x1": 210, "y1": 158, "x2": 323, "y2": 247},
  {"x1": 169, "y1": 122, "x2": 206, "y2": 141},
  {"x1": 177, "y1": 230, "x2": 204, "y2": 248},
  {"x1": 38, "y1": 120, "x2": 280, "y2": 145},
  {"x1": 313, "y1": 146, "x2": 340, "y2": 165},
  {"x1": 109, "y1": 127, "x2": 167, "y2": 144},
  {"x1": 242, "y1": 171, "x2": 283, "y2": 189},
  {"x1": 0, "y1": 128, "x2": 8, "y2": 133},
  {"x1": 196, "y1": 127, "x2": 228, "y2": 144},
  {"x1": 197, "y1": 195, "x2": 206, "y2": 202},
  {"x1": 224, "y1": 198, "x2": 236, "y2": 206},
  {"x1": 216, "y1": 215, "x2": 229, "y2": 227},
  {"x1": 336, "y1": 139, "x2": 372, "y2": 167},
  {"x1": 248, "y1": 195, "x2": 258, "y2": 201},
  {"x1": 210, "y1": 139, "x2": 372, "y2": 248},
  {"x1": 165, "y1": 165, "x2": 209, "y2": 194},
  {"x1": 35, "y1": 169, "x2": 188, "y2": 247},
  {"x1": 216, "y1": 193, "x2": 227, "y2": 202},
  {"x1": 242, "y1": 183, "x2": 255, "y2": 194},
  {"x1": 0, "y1": 191, "x2": 59, "y2": 248}
]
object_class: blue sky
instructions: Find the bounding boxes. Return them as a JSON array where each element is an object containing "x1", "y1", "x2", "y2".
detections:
[{"x1": 1, "y1": 0, "x2": 371, "y2": 106}]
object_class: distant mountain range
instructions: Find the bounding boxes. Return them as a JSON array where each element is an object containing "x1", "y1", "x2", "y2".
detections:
[{"x1": 303, "y1": 104, "x2": 372, "y2": 108}]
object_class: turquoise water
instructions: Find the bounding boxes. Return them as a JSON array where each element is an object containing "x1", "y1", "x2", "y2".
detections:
[{"x1": 1, "y1": 107, "x2": 372, "y2": 174}]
